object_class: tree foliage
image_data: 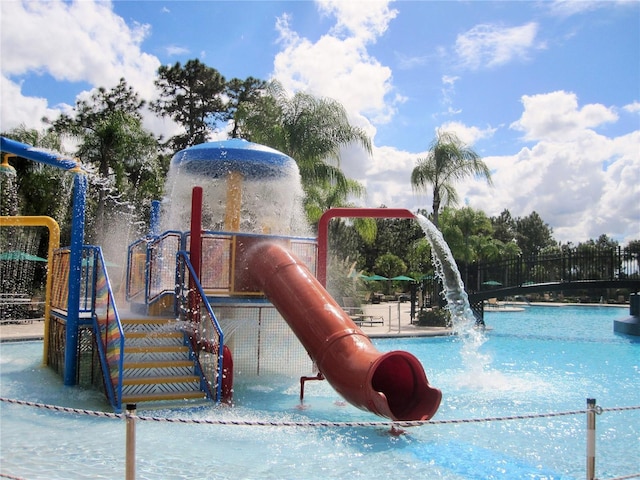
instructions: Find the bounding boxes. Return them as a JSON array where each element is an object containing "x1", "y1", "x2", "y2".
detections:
[
  {"x1": 45, "y1": 78, "x2": 161, "y2": 242},
  {"x1": 514, "y1": 211, "x2": 556, "y2": 256},
  {"x1": 152, "y1": 59, "x2": 227, "y2": 151},
  {"x1": 411, "y1": 130, "x2": 492, "y2": 227},
  {"x1": 225, "y1": 76, "x2": 267, "y2": 139},
  {"x1": 234, "y1": 81, "x2": 372, "y2": 205},
  {"x1": 3, "y1": 61, "x2": 637, "y2": 280},
  {"x1": 374, "y1": 252, "x2": 407, "y2": 278}
]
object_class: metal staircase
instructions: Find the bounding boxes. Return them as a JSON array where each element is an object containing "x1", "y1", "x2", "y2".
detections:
[{"x1": 120, "y1": 317, "x2": 207, "y2": 405}]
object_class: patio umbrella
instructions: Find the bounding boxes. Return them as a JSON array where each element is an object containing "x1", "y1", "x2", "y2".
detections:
[
  {"x1": 0, "y1": 250, "x2": 47, "y2": 262},
  {"x1": 391, "y1": 275, "x2": 416, "y2": 282},
  {"x1": 348, "y1": 271, "x2": 369, "y2": 279},
  {"x1": 365, "y1": 274, "x2": 388, "y2": 281}
]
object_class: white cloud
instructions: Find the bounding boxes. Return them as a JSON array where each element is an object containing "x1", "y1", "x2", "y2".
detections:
[
  {"x1": 440, "y1": 75, "x2": 462, "y2": 116},
  {"x1": 273, "y1": 2, "x2": 399, "y2": 129},
  {"x1": 346, "y1": 144, "x2": 423, "y2": 208},
  {"x1": 165, "y1": 45, "x2": 190, "y2": 57},
  {"x1": 271, "y1": 7, "x2": 638, "y2": 243},
  {"x1": 0, "y1": 77, "x2": 65, "y2": 131},
  {"x1": 458, "y1": 91, "x2": 639, "y2": 243},
  {"x1": 455, "y1": 22, "x2": 542, "y2": 70},
  {"x1": 545, "y1": 0, "x2": 631, "y2": 18},
  {"x1": 511, "y1": 91, "x2": 618, "y2": 142},
  {"x1": 395, "y1": 52, "x2": 429, "y2": 70},
  {"x1": 439, "y1": 121, "x2": 496, "y2": 146},
  {"x1": 2, "y1": 0, "x2": 636, "y2": 245},
  {"x1": 0, "y1": 0, "x2": 161, "y2": 131},
  {"x1": 316, "y1": 0, "x2": 398, "y2": 42},
  {"x1": 623, "y1": 101, "x2": 640, "y2": 113}
]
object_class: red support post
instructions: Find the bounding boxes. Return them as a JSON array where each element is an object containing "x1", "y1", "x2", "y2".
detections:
[
  {"x1": 188, "y1": 187, "x2": 203, "y2": 323},
  {"x1": 317, "y1": 208, "x2": 416, "y2": 287}
]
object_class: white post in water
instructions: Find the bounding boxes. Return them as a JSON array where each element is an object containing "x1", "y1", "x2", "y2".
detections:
[
  {"x1": 126, "y1": 403, "x2": 137, "y2": 480},
  {"x1": 586, "y1": 398, "x2": 596, "y2": 480}
]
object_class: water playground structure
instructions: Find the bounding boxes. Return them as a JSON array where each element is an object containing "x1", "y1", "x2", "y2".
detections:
[{"x1": 0, "y1": 136, "x2": 442, "y2": 421}]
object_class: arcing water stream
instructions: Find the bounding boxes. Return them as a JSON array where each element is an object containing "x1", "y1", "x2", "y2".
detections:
[{"x1": 415, "y1": 214, "x2": 490, "y2": 375}]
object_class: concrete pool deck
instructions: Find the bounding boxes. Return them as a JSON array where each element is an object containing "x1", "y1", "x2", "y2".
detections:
[{"x1": 0, "y1": 320, "x2": 45, "y2": 342}]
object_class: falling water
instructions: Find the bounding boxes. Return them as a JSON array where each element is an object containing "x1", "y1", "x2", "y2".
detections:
[
  {"x1": 1, "y1": 158, "x2": 18, "y2": 217},
  {"x1": 415, "y1": 214, "x2": 490, "y2": 378},
  {"x1": 0, "y1": 227, "x2": 44, "y2": 322},
  {"x1": 160, "y1": 160, "x2": 309, "y2": 236}
]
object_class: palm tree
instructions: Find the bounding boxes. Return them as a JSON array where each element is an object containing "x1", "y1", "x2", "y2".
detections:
[
  {"x1": 304, "y1": 178, "x2": 377, "y2": 244},
  {"x1": 235, "y1": 81, "x2": 372, "y2": 201},
  {"x1": 411, "y1": 130, "x2": 492, "y2": 228}
]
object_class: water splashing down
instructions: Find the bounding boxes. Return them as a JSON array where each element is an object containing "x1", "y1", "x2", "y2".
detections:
[{"x1": 415, "y1": 214, "x2": 489, "y2": 369}]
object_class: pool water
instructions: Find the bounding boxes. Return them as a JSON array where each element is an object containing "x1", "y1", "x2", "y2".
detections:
[{"x1": 1, "y1": 305, "x2": 638, "y2": 479}]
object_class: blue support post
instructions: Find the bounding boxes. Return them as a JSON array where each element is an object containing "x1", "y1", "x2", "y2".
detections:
[
  {"x1": 63, "y1": 171, "x2": 87, "y2": 385},
  {"x1": 149, "y1": 200, "x2": 161, "y2": 237}
]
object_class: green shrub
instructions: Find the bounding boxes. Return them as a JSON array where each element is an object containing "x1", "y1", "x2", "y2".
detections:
[{"x1": 417, "y1": 308, "x2": 451, "y2": 327}]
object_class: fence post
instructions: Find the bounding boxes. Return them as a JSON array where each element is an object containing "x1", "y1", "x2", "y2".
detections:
[
  {"x1": 126, "y1": 403, "x2": 137, "y2": 480},
  {"x1": 389, "y1": 304, "x2": 393, "y2": 333},
  {"x1": 390, "y1": 303, "x2": 395, "y2": 333},
  {"x1": 586, "y1": 398, "x2": 596, "y2": 480}
]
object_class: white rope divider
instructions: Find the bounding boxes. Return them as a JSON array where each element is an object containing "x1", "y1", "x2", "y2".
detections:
[{"x1": 2, "y1": 396, "x2": 638, "y2": 429}]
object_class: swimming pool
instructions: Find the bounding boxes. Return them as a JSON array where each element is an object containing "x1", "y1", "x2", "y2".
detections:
[{"x1": 1, "y1": 305, "x2": 638, "y2": 479}]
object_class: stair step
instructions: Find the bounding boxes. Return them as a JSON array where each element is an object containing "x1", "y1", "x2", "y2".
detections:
[
  {"x1": 120, "y1": 318, "x2": 183, "y2": 335},
  {"x1": 115, "y1": 315, "x2": 210, "y2": 406},
  {"x1": 125, "y1": 332, "x2": 184, "y2": 349},
  {"x1": 124, "y1": 359, "x2": 194, "y2": 369},
  {"x1": 123, "y1": 375, "x2": 200, "y2": 386},
  {"x1": 125, "y1": 345, "x2": 189, "y2": 354},
  {"x1": 121, "y1": 391, "x2": 207, "y2": 404},
  {"x1": 126, "y1": 331, "x2": 183, "y2": 339},
  {"x1": 121, "y1": 317, "x2": 176, "y2": 324}
]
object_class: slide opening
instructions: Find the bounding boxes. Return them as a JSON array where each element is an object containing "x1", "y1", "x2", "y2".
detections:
[{"x1": 371, "y1": 354, "x2": 418, "y2": 418}]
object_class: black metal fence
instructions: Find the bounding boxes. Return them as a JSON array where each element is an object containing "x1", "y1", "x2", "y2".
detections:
[{"x1": 470, "y1": 246, "x2": 639, "y2": 293}]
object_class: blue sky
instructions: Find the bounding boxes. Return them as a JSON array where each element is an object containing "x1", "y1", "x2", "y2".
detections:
[{"x1": 1, "y1": 0, "x2": 638, "y2": 244}]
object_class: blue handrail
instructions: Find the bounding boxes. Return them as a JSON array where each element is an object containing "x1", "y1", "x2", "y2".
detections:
[
  {"x1": 84, "y1": 246, "x2": 124, "y2": 412},
  {"x1": 175, "y1": 250, "x2": 224, "y2": 402}
]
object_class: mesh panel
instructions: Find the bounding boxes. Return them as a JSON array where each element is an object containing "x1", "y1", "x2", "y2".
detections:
[
  {"x1": 149, "y1": 233, "x2": 181, "y2": 300},
  {"x1": 76, "y1": 325, "x2": 97, "y2": 387},
  {"x1": 47, "y1": 316, "x2": 65, "y2": 374},
  {"x1": 290, "y1": 240, "x2": 317, "y2": 275},
  {"x1": 126, "y1": 240, "x2": 147, "y2": 301},
  {"x1": 200, "y1": 235, "x2": 232, "y2": 291},
  {"x1": 214, "y1": 305, "x2": 312, "y2": 377},
  {"x1": 47, "y1": 318, "x2": 105, "y2": 396}
]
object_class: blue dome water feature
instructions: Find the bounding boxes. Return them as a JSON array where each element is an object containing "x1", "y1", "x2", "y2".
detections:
[
  {"x1": 170, "y1": 139, "x2": 297, "y2": 179},
  {"x1": 162, "y1": 139, "x2": 307, "y2": 235}
]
